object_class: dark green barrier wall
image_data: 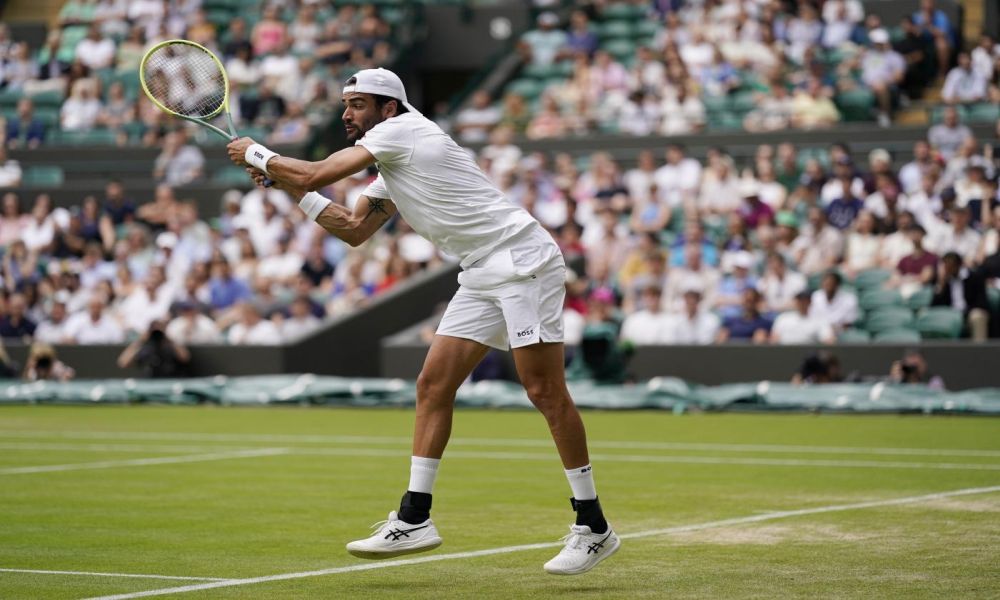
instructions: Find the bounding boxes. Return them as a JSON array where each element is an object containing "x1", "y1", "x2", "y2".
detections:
[{"x1": 380, "y1": 339, "x2": 1000, "y2": 391}]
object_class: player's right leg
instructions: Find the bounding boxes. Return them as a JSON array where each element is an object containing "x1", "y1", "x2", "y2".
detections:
[{"x1": 346, "y1": 334, "x2": 488, "y2": 559}]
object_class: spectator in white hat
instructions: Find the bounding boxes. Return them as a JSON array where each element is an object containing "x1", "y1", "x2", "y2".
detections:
[
  {"x1": 518, "y1": 12, "x2": 567, "y2": 67},
  {"x1": 861, "y1": 28, "x2": 905, "y2": 127}
]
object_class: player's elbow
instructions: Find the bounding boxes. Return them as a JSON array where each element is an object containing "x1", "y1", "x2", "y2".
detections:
[{"x1": 343, "y1": 222, "x2": 366, "y2": 247}]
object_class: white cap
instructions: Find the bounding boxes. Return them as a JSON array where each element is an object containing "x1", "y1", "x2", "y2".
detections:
[
  {"x1": 343, "y1": 67, "x2": 421, "y2": 115},
  {"x1": 156, "y1": 231, "x2": 178, "y2": 249},
  {"x1": 869, "y1": 148, "x2": 891, "y2": 165},
  {"x1": 538, "y1": 12, "x2": 559, "y2": 26},
  {"x1": 869, "y1": 28, "x2": 889, "y2": 44},
  {"x1": 739, "y1": 180, "x2": 760, "y2": 198},
  {"x1": 731, "y1": 251, "x2": 754, "y2": 270}
]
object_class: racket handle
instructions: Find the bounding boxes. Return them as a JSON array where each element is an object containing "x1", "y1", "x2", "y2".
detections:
[{"x1": 263, "y1": 178, "x2": 274, "y2": 188}]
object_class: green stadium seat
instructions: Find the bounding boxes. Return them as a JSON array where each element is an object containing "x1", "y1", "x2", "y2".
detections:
[
  {"x1": 906, "y1": 286, "x2": 933, "y2": 311},
  {"x1": 838, "y1": 328, "x2": 871, "y2": 343},
  {"x1": 27, "y1": 90, "x2": 65, "y2": 108},
  {"x1": 203, "y1": 0, "x2": 241, "y2": 9},
  {"x1": 807, "y1": 268, "x2": 845, "y2": 291},
  {"x1": 522, "y1": 63, "x2": 561, "y2": 79},
  {"x1": 706, "y1": 111, "x2": 743, "y2": 131},
  {"x1": 597, "y1": 119, "x2": 620, "y2": 134},
  {"x1": 555, "y1": 60, "x2": 575, "y2": 77},
  {"x1": 988, "y1": 287, "x2": 1000, "y2": 313},
  {"x1": 34, "y1": 108, "x2": 60, "y2": 128},
  {"x1": 505, "y1": 78, "x2": 544, "y2": 101},
  {"x1": 213, "y1": 166, "x2": 254, "y2": 186},
  {"x1": 599, "y1": 21, "x2": 633, "y2": 40},
  {"x1": 874, "y1": 328, "x2": 922, "y2": 343},
  {"x1": 835, "y1": 89, "x2": 874, "y2": 121},
  {"x1": 0, "y1": 87, "x2": 24, "y2": 108},
  {"x1": 206, "y1": 9, "x2": 235, "y2": 27},
  {"x1": 702, "y1": 94, "x2": 728, "y2": 115},
  {"x1": 633, "y1": 20, "x2": 659, "y2": 39},
  {"x1": 602, "y1": 38, "x2": 636, "y2": 62},
  {"x1": 929, "y1": 105, "x2": 967, "y2": 124},
  {"x1": 601, "y1": 3, "x2": 644, "y2": 21},
  {"x1": 796, "y1": 147, "x2": 831, "y2": 171},
  {"x1": 51, "y1": 129, "x2": 118, "y2": 145},
  {"x1": 863, "y1": 307, "x2": 914, "y2": 334},
  {"x1": 859, "y1": 289, "x2": 904, "y2": 312},
  {"x1": 543, "y1": 76, "x2": 568, "y2": 91},
  {"x1": 380, "y1": 7, "x2": 407, "y2": 25},
  {"x1": 122, "y1": 121, "x2": 146, "y2": 143},
  {"x1": 966, "y1": 102, "x2": 1000, "y2": 123},
  {"x1": 729, "y1": 91, "x2": 756, "y2": 114},
  {"x1": 21, "y1": 166, "x2": 65, "y2": 187},
  {"x1": 853, "y1": 268, "x2": 893, "y2": 291},
  {"x1": 915, "y1": 307, "x2": 963, "y2": 339}
]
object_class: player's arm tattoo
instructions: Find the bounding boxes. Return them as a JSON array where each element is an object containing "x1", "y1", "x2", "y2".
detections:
[{"x1": 363, "y1": 196, "x2": 390, "y2": 222}]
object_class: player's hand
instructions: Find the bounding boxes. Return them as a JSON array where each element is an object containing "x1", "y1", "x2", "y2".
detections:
[
  {"x1": 245, "y1": 167, "x2": 305, "y2": 200},
  {"x1": 227, "y1": 137, "x2": 256, "y2": 166},
  {"x1": 245, "y1": 167, "x2": 269, "y2": 187}
]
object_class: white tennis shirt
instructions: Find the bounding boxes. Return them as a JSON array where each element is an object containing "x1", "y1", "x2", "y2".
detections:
[{"x1": 356, "y1": 112, "x2": 537, "y2": 268}]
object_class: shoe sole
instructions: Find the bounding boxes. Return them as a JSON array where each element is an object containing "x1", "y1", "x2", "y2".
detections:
[
  {"x1": 346, "y1": 539, "x2": 443, "y2": 560},
  {"x1": 544, "y1": 536, "x2": 621, "y2": 575}
]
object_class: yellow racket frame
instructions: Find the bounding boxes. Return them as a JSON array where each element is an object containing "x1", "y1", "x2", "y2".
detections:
[{"x1": 139, "y1": 39, "x2": 237, "y2": 140}]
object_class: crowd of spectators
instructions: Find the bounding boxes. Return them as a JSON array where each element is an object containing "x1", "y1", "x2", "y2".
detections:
[
  {"x1": 0, "y1": 0, "x2": 398, "y2": 149},
  {"x1": 0, "y1": 168, "x2": 443, "y2": 352},
  {"x1": 448, "y1": 0, "x2": 999, "y2": 140},
  {"x1": 469, "y1": 112, "x2": 1000, "y2": 347}
]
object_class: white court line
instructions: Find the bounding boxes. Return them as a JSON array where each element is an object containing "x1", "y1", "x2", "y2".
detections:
[
  {"x1": 0, "y1": 568, "x2": 230, "y2": 582},
  {"x1": 0, "y1": 448, "x2": 289, "y2": 475},
  {"x1": 1, "y1": 442, "x2": 997, "y2": 471},
  {"x1": 83, "y1": 484, "x2": 1000, "y2": 600},
  {"x1": 2, "y1": 429, "x2": 1000, "y2": 458},
  {"x1": 0, "y1": 442, "x2": 260, "y2": 454},
  {"x1": 295, "y1": 447, "x2": 1000, "y2": 471}
]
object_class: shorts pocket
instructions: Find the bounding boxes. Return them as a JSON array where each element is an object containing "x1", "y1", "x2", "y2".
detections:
[{"x1": 457, "y1": 250, "x2": 519, "y2": 290}]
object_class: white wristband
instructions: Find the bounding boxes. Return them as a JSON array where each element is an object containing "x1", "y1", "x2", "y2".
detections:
[
  {"x1": 298, "y1": 191, "x2": 332, "y2": 221},
  {"x1": 245, "y1": 143, "x2": 279, "y2": 174}
]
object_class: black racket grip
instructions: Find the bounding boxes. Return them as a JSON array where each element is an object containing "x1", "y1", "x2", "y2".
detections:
[{"x1": 263, "y1": 178, "x2": 274, "y2": 188}]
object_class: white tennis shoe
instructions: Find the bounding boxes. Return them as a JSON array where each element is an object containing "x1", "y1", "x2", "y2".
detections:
[
  {"x1": 543, "y1": 524, "x2": 620, "y2": 575},
  {"x1": 346, "y1": 511, "x2": 443, "y2": 559}
]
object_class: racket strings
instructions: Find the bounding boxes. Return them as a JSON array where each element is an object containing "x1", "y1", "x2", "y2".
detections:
[{"x1": 142, "y1": 43, "x2": 227, "y2": 118}]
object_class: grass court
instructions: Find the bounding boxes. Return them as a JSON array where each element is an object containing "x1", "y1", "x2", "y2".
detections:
[{"x1": 1, "y1": 406, "x2": 998, "y2": 599}]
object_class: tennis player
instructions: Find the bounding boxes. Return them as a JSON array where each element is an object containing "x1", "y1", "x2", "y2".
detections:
[{"x1": 227, "y1": 68, "x2": 618, "y2": 575}]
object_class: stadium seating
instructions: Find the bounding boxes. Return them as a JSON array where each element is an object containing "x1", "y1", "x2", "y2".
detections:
[{"x1": 914, "y1": 308, "x2": 965, "y2": 339}]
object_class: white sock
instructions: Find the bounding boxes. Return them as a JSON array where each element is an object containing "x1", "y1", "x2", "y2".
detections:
[
  {"x1": 564, "y1": 464, "x2": 597, "y2": 500},
  {"x1": 408, "y1": 456, "x2": 440, "y2": 494}
]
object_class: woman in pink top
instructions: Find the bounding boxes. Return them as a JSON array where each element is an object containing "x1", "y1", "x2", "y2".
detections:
[
  {"x1": 251, "y1": 6, "x2": 287, "y2": 57},
  {"x1": 0, "y1": 192, "x2": 30, "y2": 247}
]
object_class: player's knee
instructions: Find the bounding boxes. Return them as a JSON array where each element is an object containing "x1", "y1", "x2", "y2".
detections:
[
  {"x1": 415, "y1": 371, "x2": 453, "y2": 407},
  {"x1": 524, "y1": 380, "x2": 571, "y2": 418}
]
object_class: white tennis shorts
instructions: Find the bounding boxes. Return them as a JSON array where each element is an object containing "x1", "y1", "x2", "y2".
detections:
[{"x1": 437, "y1": 225, "x2": 566, "y2": 350}]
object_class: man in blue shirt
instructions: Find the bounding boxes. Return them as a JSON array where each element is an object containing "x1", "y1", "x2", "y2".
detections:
[
  {"x1": 717, "y1": 288, "x2": 772, "y2": 343},
  {"x1": 826, "y1": 174, "x2": 863, "y2": 229},
  {"x1": 208, "y1": 259, "x2": 252, "y2": 312},
  {"x1": 0, "y1": 293, "x2": 37, "y2": 341},
  {"x1": 6, "y1": 99, "x2": 45, "y2": 149}
]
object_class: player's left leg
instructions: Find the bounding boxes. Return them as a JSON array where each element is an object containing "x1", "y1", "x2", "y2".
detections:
[{"x1": 512, "y1": 342, "x2": 620, "y2": 575}]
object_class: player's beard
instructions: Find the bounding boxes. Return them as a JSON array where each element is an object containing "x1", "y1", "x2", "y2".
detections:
[{"x1": 344, "y1": 114, "x2": 386, "y2": 141}]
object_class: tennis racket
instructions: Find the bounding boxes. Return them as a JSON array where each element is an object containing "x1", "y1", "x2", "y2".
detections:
[{"x1": 139, "y1": 39, "x2": 272, "y2": 186}]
